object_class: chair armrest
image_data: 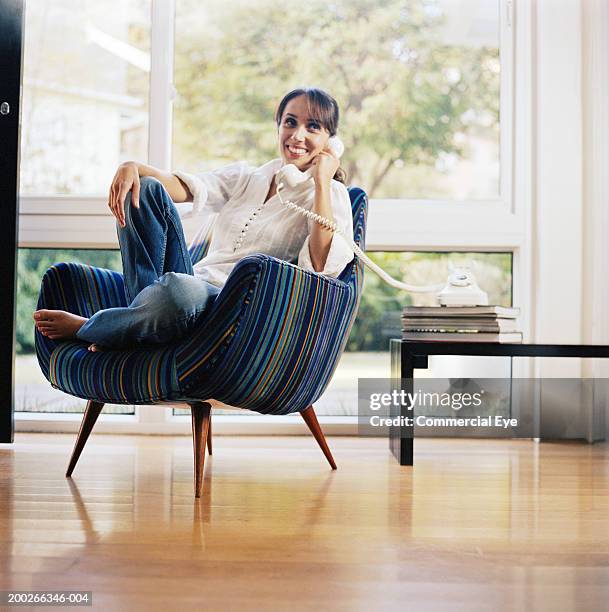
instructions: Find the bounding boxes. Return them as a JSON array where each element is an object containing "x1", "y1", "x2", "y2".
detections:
[
  {"x1": 175, "y1": 254, "x2": 358, "y2": 413},
  {"x1": 35, "y1": 263, "x2": 128, "y2": 381},
  {"x1": 36, "y1": 262, "x2": 128, "y2": 316}
]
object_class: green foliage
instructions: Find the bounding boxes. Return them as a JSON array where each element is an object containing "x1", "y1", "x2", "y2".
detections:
[
  {"x1": 173, "y1": 0, "x2": 500, "y2": 198},
  {"x1": 17, "y1": 249, "x2": 121, "y2": 354}
]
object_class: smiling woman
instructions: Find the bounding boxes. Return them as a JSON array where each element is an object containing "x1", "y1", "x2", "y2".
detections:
[
  {"x1": 271, "y1": 88, "x2": 348, "y2": 271},
  {"x1": 33, "y1": 87, "x2": 355, "y2": 351},
  {"x1": 275, "y1": 88, "x2": 347, "y2": 185}
]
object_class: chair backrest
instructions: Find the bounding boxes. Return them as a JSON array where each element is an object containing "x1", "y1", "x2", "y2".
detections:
[
  {"x1": 321, "y1": 186, "x2": 367, "y2": 389},
  {"x1": 188, "y1": 215, "x2": 216, "y2": 266},
  {"x1": 338, "y1": 186, "x2": 367, "y2": 291}
]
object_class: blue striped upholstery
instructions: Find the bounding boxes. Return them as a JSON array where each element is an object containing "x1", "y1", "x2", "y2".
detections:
[
  {"x1": 187, "y1": 214, "x2": 216, "y2": 266},
  {"x1": 35, "y1": 187, "x2": 368, "y2": 413}
]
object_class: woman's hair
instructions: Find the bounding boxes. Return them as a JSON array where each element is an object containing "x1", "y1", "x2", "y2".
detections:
[{"x1": 274, "y1": 87, "x2": 347, "y2": 184}]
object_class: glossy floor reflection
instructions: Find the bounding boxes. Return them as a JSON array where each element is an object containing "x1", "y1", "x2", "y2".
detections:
[{"x1": 1, "y1": 435, "x2": 608, "y2": 611}]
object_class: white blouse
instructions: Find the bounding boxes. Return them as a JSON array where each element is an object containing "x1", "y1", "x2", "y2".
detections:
[{"x1": 173, "y1": 158, "x2": 355, "y2": 288}]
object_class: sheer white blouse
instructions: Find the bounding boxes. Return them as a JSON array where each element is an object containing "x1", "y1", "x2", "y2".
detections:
[{"x1": 173, "y1": 158, "x2": 355, "y2": 288}]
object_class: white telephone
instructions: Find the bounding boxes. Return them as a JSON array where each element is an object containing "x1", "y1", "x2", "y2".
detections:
[{"x1": 276, "y1": 136, "x2": 489, "y2": 304}]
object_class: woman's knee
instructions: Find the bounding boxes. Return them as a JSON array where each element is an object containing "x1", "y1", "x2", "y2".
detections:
[
  {"x1": 156, "y1": 272, "x2": 212, "y2": 318},
  {"x1": 138, "y1": 175, "x2": 164, "y2": 194},
  {"x1": 124, "y1": 176, "x2": 166, "y2": 215}
]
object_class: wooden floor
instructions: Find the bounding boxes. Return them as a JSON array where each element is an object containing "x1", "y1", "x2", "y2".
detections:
[{"x1": 1, "y1": 434, "x2": 609, "y2": 611}]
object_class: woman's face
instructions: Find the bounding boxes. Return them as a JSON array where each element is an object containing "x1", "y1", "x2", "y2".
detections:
[{"x1": 277, "y1": 95, "x2": 330, "y2": 171}]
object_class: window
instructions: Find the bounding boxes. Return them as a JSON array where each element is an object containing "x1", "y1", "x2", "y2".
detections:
[{"x1": 17, "y1": 0, "x2": 522, "y2": 431}]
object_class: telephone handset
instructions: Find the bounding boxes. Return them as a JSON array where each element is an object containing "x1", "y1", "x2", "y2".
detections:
[
  {"x1": 275, "y1": 138, "x2": 489, "y2": 303},
  {"x1": 278, "y1": 136, "x2": 345, "y2": 188}
]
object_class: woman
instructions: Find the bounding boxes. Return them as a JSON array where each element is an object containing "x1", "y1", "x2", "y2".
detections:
[{"x1": 33, "y1": 87, "x2": 354, "y2": 350}]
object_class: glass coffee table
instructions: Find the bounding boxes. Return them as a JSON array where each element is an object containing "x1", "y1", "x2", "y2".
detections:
[{"x1": 390, "y1": 340, "x2": 609, "y2": 465}]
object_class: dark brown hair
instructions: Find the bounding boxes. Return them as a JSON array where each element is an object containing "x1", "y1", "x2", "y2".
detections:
[{"x1": 274, "y1": 87, "x2": 347, "y2": 184}]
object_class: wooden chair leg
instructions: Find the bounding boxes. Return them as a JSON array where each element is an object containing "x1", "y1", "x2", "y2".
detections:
[
  {"x1": 66, "y1": 400, "x2": 105, "y2": 477},
  {"x1": 300, "y1": 405, "x2": 337, "y2": 470},
  {"x1": 191, "y1": 402, "x2": 212, "y2": 498},
  {"x1": 206, "y1": 413, "x2": 212, "y2": 456}
]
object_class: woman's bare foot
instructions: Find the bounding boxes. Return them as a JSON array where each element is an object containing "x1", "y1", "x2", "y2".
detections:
[
  {"x1": 87, "y1": 344, "x2": 103, "y2": 352},
  {"x1": 32, "y1": 309, "x2": 88, "y2": 340}
]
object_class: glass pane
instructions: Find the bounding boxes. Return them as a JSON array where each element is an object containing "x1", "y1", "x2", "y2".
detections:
[
  {"x1": 315, "y1": 251, "x2": 513, "y2": 415},
  {"x1": 173, "y1": 0, "x2": 500, "y2": 200},
  {"x1": 20, "y1": 0, "x2": 151, "y2": 196},
  {"x1": 16, "y1": 248, "x2": 134, "y2": 415}
]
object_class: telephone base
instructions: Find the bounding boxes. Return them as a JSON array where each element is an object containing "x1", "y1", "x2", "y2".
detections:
[
  {"x1": 437, "y1": 289, "x2": 489, "y2": 307},
  {"x1": 436, "y1": 266, "x2": 489, "y2": 307}
]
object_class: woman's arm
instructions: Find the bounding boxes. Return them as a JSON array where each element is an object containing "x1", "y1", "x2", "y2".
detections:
[
  {"x1": 308, "y1": 181, "x2": 334, "y2": 271},
  {"x1": 109, "y1": 161, "x2": 193, "y2": 227},
  {"x1": 130, "y1": 161, "x2": 193, "y2": 203},
  {"x1": 308, "y1": 147, "x2": 341, "y2": 271}
]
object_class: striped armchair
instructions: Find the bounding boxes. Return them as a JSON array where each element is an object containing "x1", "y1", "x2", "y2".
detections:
[{"x1": 35, "y1": 187, "x2": 368, "y2": 496}]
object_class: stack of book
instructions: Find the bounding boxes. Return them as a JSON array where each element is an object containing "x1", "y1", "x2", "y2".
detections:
[{"x1": 402, "y1": 305, "x2": 522, "y2": 343}]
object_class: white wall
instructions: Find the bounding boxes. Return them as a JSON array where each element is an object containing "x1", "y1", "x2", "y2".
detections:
[
  {"x1": 531, "y1": 0, "x2": 609, "y2": 439},
  {"x1": 580, "y1": 0, "x2": 609, "y2": 439},
  {"x1": 532, "y1": 0, "x2": 609, "y2": 366},
  {"x1": 581, "y1": 0, "x2": 609, "y2": 374}
]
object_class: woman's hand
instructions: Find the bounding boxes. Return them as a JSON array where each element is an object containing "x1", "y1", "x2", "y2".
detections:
[
  {"x1": 310, "y1": 145, "x2": 340, "y2": 186},
  {"x1": 109, "y1": 161, "x2": 140, "y2": 228}
]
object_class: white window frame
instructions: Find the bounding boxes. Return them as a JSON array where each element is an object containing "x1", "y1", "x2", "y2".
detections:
[{"x1": 16, "y1": 0, "x2": 529, "y2": 435}]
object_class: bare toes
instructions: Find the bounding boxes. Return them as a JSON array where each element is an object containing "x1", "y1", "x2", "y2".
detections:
[{"x1": 33, "y1": 309, "x2": 51, "y2": 321}]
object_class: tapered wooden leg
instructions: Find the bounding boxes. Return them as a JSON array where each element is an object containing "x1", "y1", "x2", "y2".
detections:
[
  {"x1": 191, "y1": 402, "x2": 212, "y2": 498},
  {"x1": 300, "y1": 405, "x2": 337, "y2": 470},
  {"x1": 206, "y1": 413, "x2": 212, "y2": 456},
  {"x1": 66, "y1": 400, "x2": 104, "y2": 477}
]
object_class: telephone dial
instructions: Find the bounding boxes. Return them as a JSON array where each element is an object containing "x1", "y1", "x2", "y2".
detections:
[{"x1": 276, "y1": 136, "x2": 489, "y2": 306}]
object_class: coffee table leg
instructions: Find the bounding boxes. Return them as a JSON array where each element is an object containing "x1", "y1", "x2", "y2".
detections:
[
  {"x1": 390, "y1": 341, "x2": 415, "y2": 465},
  {"x1": 400, "y1": 354, "x2": 415, "y2": 465}
]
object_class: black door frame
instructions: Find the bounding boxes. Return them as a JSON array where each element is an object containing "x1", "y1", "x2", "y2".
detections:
[{"x1": 0, "y1": 0, "x2": 25, "y2": 443}]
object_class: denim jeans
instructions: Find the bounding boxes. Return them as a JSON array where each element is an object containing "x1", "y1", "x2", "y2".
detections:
[{"x1": 76, "y1": 176, "x2": 220, "y2": 348}]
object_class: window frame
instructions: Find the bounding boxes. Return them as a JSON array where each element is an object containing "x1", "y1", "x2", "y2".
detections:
[{"x1": 16, "y1": 0, "x2": 530, "y2": 434}]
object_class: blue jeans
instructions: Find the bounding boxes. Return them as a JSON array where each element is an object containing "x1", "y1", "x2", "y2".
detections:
[{"x1": 76, "y1": 177, "x2": 220, "y2": 348}]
